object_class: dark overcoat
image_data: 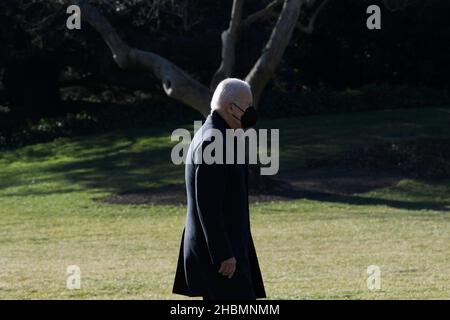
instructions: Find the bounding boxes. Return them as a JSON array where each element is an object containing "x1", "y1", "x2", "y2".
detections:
[{"x1": 172, "y1": 111, "x2": 266, "y2": 299}]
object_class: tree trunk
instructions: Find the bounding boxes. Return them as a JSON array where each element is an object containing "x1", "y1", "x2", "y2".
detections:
[
  {"x1": 73, "y1": 0, "x2": 212, "y2": 117},
  {"x1": 210, "y1": 0, "x2": 245, "y2": 90},
  {"x1": 73, "y1": 0, "x2": 329, "y2": 115}
]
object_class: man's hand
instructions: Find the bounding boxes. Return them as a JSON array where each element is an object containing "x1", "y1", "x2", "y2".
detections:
[{"x1": 218, "y1": 257, "x2": 237, "y2": 279}]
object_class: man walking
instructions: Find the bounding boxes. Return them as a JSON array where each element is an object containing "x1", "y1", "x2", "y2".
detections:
[{"x1": 172, "y1": 78, "x2": 266, "y2": 300}]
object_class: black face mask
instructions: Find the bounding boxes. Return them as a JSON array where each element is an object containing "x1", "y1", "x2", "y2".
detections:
[{"x1": 231, "y1": 102, "x2": 258, "y2": 129}]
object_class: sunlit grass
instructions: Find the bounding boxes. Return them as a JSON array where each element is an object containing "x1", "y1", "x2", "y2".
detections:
[{"x1": 0, "y1": 108, "x2": 449, "y2": 299}]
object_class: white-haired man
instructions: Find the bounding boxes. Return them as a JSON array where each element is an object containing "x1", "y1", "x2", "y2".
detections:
[{"x1": 172, "y1": 78, "x2": 266, "y2": 300}]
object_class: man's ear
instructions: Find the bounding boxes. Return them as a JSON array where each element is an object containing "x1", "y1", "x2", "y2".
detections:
[{"x1": 227, "y1": 102, "x2": 234, "y2": 115}]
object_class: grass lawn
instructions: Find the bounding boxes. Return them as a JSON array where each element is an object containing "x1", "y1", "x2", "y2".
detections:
[{"x1": 0, "y1": 108, "x2": 449, "y2": 299}]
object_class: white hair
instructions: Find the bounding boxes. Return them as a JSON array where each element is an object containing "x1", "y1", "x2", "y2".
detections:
[{"x1": 211, "y1": 78, "x2": 252, "y2": 110}]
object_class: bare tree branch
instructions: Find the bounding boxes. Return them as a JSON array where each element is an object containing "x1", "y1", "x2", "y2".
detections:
[
  {"x1": 382, "y1": 0, "x2": 417, "y2": 12},
  {"x1": 245, "y1": 0, "x2": 303, "y2": 106},
  {"x1": 240, "y1": 0, "x2": 283, "y2": 29},
  {"x1": 296, "y1": 0, "x2": 328, "y2": 34},
  {"x1": 71, "y1": 0, "x2": 328, "y2": 117},
  {"x1": 73, "y1": 0, "x2": 211, "y2": 116}
]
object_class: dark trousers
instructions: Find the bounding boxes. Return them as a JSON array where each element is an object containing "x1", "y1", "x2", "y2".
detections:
[
  {"x1": 202, "y1": 263, "x2": 257, "y2": 300},
  {"x1": 202, "y1": 286, "x2": 256, "y2": 300}
]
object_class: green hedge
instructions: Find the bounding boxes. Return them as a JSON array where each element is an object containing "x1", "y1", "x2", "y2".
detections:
[
  {"x1": 260, "y1": 84, "x2": 450, "y2": 118},
  {"x1": 1, "y1": 84, "x2": 449, "y2": 149}
]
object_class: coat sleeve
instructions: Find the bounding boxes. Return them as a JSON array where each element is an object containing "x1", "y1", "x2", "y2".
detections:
[{"x1": 195, "y1": 160, "x2": 234, "y2": 266}]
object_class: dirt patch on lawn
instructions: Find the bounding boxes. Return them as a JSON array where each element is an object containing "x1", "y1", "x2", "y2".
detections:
[
  {"x1": 341, "y1": 138, "x2": 450, "y2": 178},
  {"x1": 100, "y1": 166, "x2": 407, "y2": 206},
  {"x1": 104, "y1": 184, "x2": 187, "y2": 206},
  {"x1": 100, "y1": 138, "x2": 450, "y2": 206}
]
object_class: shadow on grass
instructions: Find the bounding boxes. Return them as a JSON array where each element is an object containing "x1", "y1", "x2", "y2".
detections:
[
  {"x1": 0, "y1": 129, "x2": 185, "y2": 196},
  {"x1": 3, "y1": 139, "x2": 449, "y2": 212},
  {"x1": 44, "y1": 145, "x2": 183, "y2": 194},
  {"x1": 269, "y1": 186, "x2": 450, "y2": 212},
  {"x1": 100, "y1": 175, "x2": 450, "y2": 212},
  {"x1": 3, "y1": 108, "x2": 450, "y2": 212},
  {"x1": 273, "y1": 167, "x2": 450, "y2": 212}
]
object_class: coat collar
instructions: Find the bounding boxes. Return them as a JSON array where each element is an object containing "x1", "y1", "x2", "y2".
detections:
[{"x1": 210, "y1": 110, "x2": 231, "y2": 131}]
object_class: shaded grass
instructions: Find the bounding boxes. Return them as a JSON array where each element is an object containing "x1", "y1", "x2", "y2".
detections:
[
  {"x1": 269, "y1": 108, "x2": 450, "y2": 169},
  {"x1": 0, "y1": 108, "x2": 449, "y2": 299}
]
